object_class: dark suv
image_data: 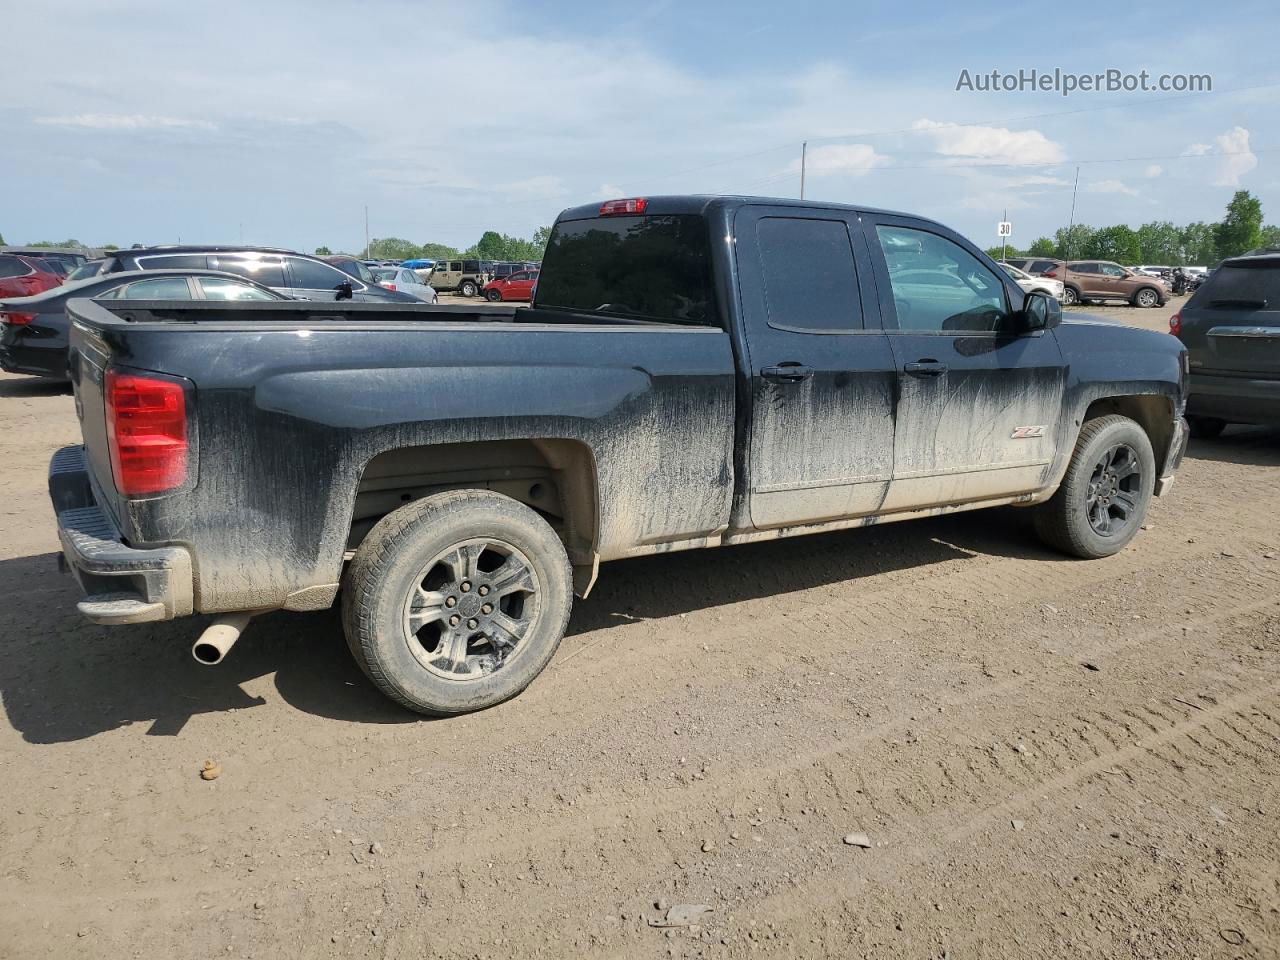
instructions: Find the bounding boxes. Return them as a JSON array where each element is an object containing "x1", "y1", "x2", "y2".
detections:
[
  {"x1": 1171, "y1": 252, "x2": 1280, "y2": 436},
  {"x1": 101, "y1": 246, "x2": 418, "y2": 302}
]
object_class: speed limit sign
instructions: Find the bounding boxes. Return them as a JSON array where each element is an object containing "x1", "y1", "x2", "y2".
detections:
[{"x1": 997, "y1": 221, "x2": 1012, "y2": 237}]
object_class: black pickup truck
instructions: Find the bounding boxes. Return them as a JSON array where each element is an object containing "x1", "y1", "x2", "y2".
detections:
[{"x1": 50, "y1": 196, "x2": 1189, "y2": 715}]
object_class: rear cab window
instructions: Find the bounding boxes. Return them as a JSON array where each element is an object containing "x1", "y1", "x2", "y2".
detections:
[{"x1": 536, "y1": 213, "x2": 715, "y2": 325}]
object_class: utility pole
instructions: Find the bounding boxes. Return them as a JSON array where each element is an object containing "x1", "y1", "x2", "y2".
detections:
[
  {"x1": 1065, "y1": 166, "x2": 1080, "y2": 259},
  {"x1": 800, "y1": 141, "x2": 807, "y2": 200},
  {"x1": 364, "y1": 205, "x2": 370, "y2": 260},
  {"x1": 1001, "y1": 208, "x2": 1008, "y2": 262}
]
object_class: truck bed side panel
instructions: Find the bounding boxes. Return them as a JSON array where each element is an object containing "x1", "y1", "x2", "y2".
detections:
[{"x1": 69, "y1": 310, "x2": 736, "y2": 613}]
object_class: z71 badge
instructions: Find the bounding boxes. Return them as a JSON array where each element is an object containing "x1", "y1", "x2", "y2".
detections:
[{"x1": 1010, "y1": 425, "x2": 1046, "y2": 439}]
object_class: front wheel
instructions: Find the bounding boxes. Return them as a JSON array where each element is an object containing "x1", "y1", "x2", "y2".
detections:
[
  {"x1": 460, "y1": 280, "x2": 478, "y2": 297},
  {"x1": 342, "y1": 490, "x2": 573, "y2": 715},
  {"x1": 485, "y1": 289, "x2": 503, "y2": 302},
  {"x1": 1133, "y1": 287, "x2": 1160, "y2": 308},
  {"x1": 1061, "y1": 285, "x2": 1081, "y2": 307},
  {"x1": 1033, "y1": 415, "x2": 1155, "y2": 559}
]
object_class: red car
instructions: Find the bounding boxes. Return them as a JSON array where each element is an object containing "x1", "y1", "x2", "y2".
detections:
[
  {"x1": 0, "y1": 254, "x2": 64, "y2": 299},
  {"x1": 482, "y1": 270, "x2": 537, "y2": 302}
]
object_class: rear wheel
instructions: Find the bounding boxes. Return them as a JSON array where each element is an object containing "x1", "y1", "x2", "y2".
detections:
[
  {"x1": 1033, "y1": 415, "x2": 1155, "y2": 559},
  {"x1": 1188, "y1": 415, "x2": 1226, "y2": 439},
  {"x1": 1061, "y1": 285, "x2": 1081, "y2": 307},
  {"x1": 485, "y1": 289, "x2": 503, "y2": 302},
  {"x1": 460, "y1": 280, "x2": 478, "y2": 297},
  {"x1": 342, "y1": 490, "x2": 573, "y2": 715}
]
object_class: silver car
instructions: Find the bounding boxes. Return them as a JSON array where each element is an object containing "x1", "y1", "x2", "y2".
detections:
[{"x1": 372, "y1": 266, "x2": 438, "y2": 303}]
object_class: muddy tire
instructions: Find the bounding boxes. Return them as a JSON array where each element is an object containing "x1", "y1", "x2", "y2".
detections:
[
  {"x1": 460, "y1": 280, "x2": 478, "y2": 297},
  {"x1": 1061, "y1": 285, "x2": 1081, "y2": 307},
  {"x1": 1188, "y1": 415, "x2": 1226, "y2": 439},
  {"x1": 342, "y1": 490, "x2": 573, "y2": 716},
  {"x1": 1033, "y1": 415, "x2": 1155, "y2": 559}
]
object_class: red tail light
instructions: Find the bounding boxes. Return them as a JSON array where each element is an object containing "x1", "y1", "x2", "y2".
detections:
[
  {"x1": 0, "y1": 311, "x2": 36, "y2": 326},
  {"x1": 105, "y1": 370, "x2": 189, "y2": 495},
  {"x1": 383, "y1": 283, "x2": 397, "y2": 291},
  {"x1": 1169, "y1": 312, "x2": 1182, "y2": 337},
  {"x1": 1042, "y1": 268, "x2": 1058, "y2": 278},
  {"x1": 599, "y1": 198, "x2": 647, "y2": 216}
]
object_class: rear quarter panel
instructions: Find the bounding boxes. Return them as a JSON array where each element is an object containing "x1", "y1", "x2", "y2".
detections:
[{"x1": 69, "y1": 309, "x2": 736, "y2": 613}]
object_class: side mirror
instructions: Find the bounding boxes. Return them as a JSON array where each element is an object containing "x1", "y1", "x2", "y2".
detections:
[
  {"x1": 334, "y1": 280, "x2": 354, "y2": 301},
  {"x1": 1018, "y1": 291, "x2": 1061, "y2": 333}
]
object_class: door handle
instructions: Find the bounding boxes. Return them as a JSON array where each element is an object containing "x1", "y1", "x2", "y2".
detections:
[
  {"x1": 904, "y1": 360, "x2": 948, "y2": 377},
  {"x1": 761, "y1": 364, "x2": 814, "y2": 384}
]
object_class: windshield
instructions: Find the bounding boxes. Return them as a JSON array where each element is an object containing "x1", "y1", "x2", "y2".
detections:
[
  {"x1": 372, "y1": 268, "x2": 396, "y2": 281},
  {"x1": 536, "y1": 214, "x2": 715, "y2": 325}
]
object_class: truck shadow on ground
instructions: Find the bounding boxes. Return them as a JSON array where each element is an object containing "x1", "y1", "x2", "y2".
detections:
[
  {"x1": 0, "y1": 510, "x2": 1076, "y2": 744},
  {"x1": 1184, "y1": 426, "x2": 1280, "y2": 467},
  {"x1": 0, "y1": 376, "x2": 70, "y2": 398}
]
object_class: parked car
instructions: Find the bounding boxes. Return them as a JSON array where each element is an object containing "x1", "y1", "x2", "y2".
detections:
[
  {"x1": 1133, "y1": 265, "x2": 1172, "y2": 278},
  {"x1": 1050, "y1": 261, "x2": 1168, "y2": 307},
  {"x1": 0, "y1": 247, "x2": 90, "y2": 274},
  {"x1": 98, "y1": 246, "x2": 419, "y2": 302},
  {"x1": 1002, "y1": 257, "x2": 1063, "y2": 277},
  {"x1": 429, "y1": 259, "x2": 493, "y2": 297},
  {"x1": 48, "y1": 195, "x2": 1188, "y2": 717},
  {"x1": 482, "y1": 270, "x2": 538, "y2": 302},
  {"x1": 1169, "y1": 252, "x2": 1279, "y2": 437},
  {"x1": 323, "y1": 255, "x2": 382, "y2": 286},
  {"x1": 372, "y1": 266, "x2": 438, "y2": 303},
  {"x1": 400, "y1": 258, "x2": 437, "y2": 281},
  {"x1": 0, "y1": 254, "x2": 64, "y2": 299},
  {"x1": 998, "y1": 262, "x2": 1064, "y2": 301},
  {"x1": 0, "y1": 269, "x2": 285, "y2": 381}
]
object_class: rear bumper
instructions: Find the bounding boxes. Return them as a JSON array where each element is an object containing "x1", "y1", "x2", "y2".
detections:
[
  {"x1": 1155, "y1": 416, "x2": 1188, "y2": 497},
  {"x1": 1187, "y1": 373, "x2": 1280, "y2": 425},
  {"x1": 49, "y1": 445, "x2": 193, "y2": 625}
]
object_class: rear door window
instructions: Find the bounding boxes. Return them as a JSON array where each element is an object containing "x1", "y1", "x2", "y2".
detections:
[
  {"x1": 754, "y1": 216, "x2": 862, "y2": 332},
  {"x1": 537, "y1": 214, "x2": 715, "y2": 324},
  {"x1": 210, "y1": 255, "x2": 286, "y2": 288},
  {"x1": 116, "y1": 277, "x2": 195, "y2": 299}
]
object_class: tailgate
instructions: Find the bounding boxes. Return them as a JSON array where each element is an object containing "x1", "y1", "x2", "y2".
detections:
[
  {"x1": 1204, "y1": 316, "x2": 1280, "y2": 377},
  {"x1": 68, "y1": 317, "x2": 118, "y2": 504}
]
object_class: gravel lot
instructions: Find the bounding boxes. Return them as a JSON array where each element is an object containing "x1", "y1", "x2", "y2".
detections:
[{"x1": 1, "y1": 300, "x2": 1277, "y2": 960}]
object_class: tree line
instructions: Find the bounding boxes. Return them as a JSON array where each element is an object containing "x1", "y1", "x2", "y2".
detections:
[
  {"x1": 317, "y1": 227, "x2": 553, "y2": 263},
  {"x1": 986, "y1": 190, "x2": 1278, "y2": 266}
]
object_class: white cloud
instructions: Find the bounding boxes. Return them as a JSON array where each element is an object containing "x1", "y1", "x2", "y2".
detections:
[
  {"x1": 34, "y1": 113, "x2": 217, "y2": 132},
  {"x1": 1144, "y1": 165, "x2": 1163, "y2": 178},
  {"x1": 786, "y1": 144, "x2": 891, "y2": 177},
  {"x1": 912, "y1": 119, "x2": 1065, "y2": 165},
  {"x1": 1084, "y1": 179, "x2": 1138, "y2": 197},
  {"x1": 596, "y1": 183, "x2": 625, "y2": 199},
  {"x1": 1007, "y1": 174, "x2": 1071, "y2": 187},
  {"x1": 1183, "y1": 143, "x2": 1212, "y2": 156},
  {"x1": 497, "y1": 175, "x2": 565, "y2": 199},
  {"x1": 1209, "y1": 126, "x2": 1257, "y2": 187}
]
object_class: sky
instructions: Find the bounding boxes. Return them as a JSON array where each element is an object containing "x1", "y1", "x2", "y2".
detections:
[{"x1": 2, "y1": 0, "x2": 1277, "y2": 254}]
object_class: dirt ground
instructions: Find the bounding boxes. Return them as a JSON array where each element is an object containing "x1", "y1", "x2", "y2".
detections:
[{"x1": 1, "y1": 300, "x2": 1277, "y2": 960}]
